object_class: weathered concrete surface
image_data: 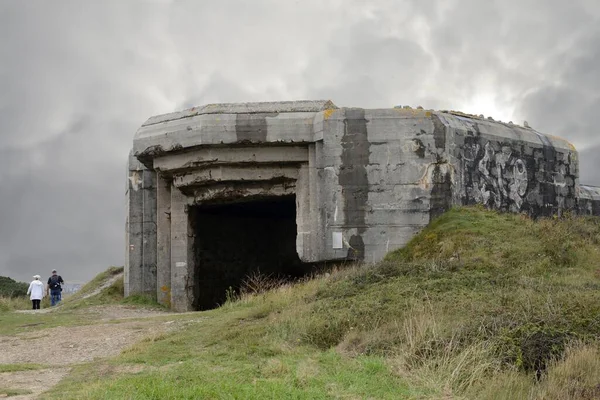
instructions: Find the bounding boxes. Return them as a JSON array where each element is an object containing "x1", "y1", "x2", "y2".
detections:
[
  {"x1": 124, "y1": 151, "x2": 156, "y2": 297},
  {"x1": 156, "y1": 175, "x2": 171, "y2": 307},
  {"x1": 133, "y1": 100, "x2": 337, "y2": 165},
  {"x1": 169, "y1": 187, "x2": 194, "y2": 312},
  {"x1": 126, "y1": 101, "x2": 599, "y2": 310}
]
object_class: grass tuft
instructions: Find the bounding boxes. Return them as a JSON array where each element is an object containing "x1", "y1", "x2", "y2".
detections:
[
  {"x1": 0, "y1": 363, "x2": 47, "y2": 373},
  {"x1": 0, "y1": 387, "x2": 32, "y2": 397}
]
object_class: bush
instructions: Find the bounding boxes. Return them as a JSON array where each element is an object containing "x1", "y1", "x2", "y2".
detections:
[
  {"x1": 497, "y1": 324, "x2": 575, "y2": 377},
  {"x1": 0, "y1": 276, "x2": 28, "y2": 298}
]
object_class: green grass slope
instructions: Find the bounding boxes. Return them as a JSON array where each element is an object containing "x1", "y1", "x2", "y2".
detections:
[
  {"x1": 45, "y1": 207, "x2": 600, "y2": 399},
  {"x1": 59, "y1": 266, "x2": 125, "y2": 308},
  {"x1": 61, "y1": 266, "x2": 161, "y2": 310}
]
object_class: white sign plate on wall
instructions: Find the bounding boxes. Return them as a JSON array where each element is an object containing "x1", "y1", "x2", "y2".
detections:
[{"x1": 332, "y1": 232, "x2": 343, "y2": 249}]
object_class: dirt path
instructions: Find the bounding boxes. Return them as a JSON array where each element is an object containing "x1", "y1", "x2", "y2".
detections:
[{"x1": 0, "y1": 305, "x2": 179, "y2": 399}]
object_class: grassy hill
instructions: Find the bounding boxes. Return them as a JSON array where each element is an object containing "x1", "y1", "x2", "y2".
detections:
[{"x1": 43, "y1": 207, "x2": 600, "y2": 399}]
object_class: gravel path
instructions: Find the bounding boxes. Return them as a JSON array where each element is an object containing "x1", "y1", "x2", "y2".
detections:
[{"x1": 0, "y1": 305, "x2": 178, "y2": 399}]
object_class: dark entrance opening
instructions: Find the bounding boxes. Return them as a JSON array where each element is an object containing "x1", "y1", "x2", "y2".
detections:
[{"x1": 191, "y1": 195, "x2": 309, "y2": 310}]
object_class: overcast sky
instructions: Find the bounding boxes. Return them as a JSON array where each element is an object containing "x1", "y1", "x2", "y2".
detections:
[{"x1": 1, "y1": 0, "x2": 599, "y2": 283}]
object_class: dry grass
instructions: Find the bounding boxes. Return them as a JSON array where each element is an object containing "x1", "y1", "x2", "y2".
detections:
[
  {"x1": 532, "y1": 344, "x2": 600, "y2": 400},
  {"x1": 239, "y1": 270, "x2": 289, "y2": 295},
  {"x1": 0, "y1": 295, "x2": 51, "y2": 312},
  {"x1": 0, "y1": 295, "x2": 30, "y2": 312}
]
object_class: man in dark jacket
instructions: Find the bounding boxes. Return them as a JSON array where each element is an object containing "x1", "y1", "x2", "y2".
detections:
[{"x1": 47, "y1": 269, "x2": 64, "y2": 306}]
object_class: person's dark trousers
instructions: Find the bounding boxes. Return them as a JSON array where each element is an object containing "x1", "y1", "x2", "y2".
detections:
[
  {"x1": 32, "y1": 300, "x2": 41, "y2": 310},
  {"x1": 50, "y1": 290, "x2": 62, "y2": 306}
]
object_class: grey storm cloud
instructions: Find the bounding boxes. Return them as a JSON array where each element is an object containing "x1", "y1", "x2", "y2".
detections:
[{"x1": 0, "y1": 0, "x2": 599, "y2": 282}]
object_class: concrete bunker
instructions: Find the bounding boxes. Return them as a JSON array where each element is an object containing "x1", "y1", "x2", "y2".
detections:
[
  {"x1": 126, "y1": 100, "x2": 600, "y2": 311},
  {"x1": 191, "y1": 195, "x2": 309, "y2": 310}
]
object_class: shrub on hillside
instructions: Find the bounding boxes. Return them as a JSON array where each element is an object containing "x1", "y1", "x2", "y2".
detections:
[{"x1": 0, "y1": 276, "x2": 28, "y2": 298}]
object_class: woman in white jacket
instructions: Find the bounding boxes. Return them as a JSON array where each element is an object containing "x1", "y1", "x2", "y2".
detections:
[{"x1": 27, "y1": 275, "x2": 45, "y2": 310}]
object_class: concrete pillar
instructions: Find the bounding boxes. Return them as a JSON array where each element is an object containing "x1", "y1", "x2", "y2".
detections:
[
  {"x1": 156, "y1": 176, "x2": 172, "y2": 306},
  {"x1": 297, "y1": 144, "x2": 323, "y2": 262},
  {"x1": 310, "y1": 143, "x2": 325, "y2": 260},
  {"x1": 296, "y1": 162, "x2": 311, "y2": 261},
  {"x1": 170, "y1": 187, "x2": 195, "y2": 312},
  {"x1": 125, "y1": 152, "x2": 157, "y2": 298}
]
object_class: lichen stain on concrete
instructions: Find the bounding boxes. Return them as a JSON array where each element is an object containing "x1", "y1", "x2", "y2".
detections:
[
  {"x1": 323, "y1": 109, "x2": 336, "y2": 120},
  {"x1": 128, "y1": 171, "x2": 142, "y2": 191},
  {"x1": 411, "y1": 139, "x2": 426, "y2": 158},
  {"x1": 419, "y1": 162, "x2": 455, "y2": 189}
]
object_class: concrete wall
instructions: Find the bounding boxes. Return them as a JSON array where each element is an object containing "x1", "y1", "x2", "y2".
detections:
[
  {"x1": 442, "y1": 113, "x2": 578, "y2": 216},
  {"x1": 315, "y1": 108, "x2": 437, "y2": 263},
  {"x1": 126, "y1": 101, "x2": 600, "y2": 310},
  {"x1": 578, "y1": 185, "x2": 600, "y2": 215}
]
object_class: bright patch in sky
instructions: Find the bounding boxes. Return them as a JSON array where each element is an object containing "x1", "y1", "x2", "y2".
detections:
[{"x1": 459, "y1": 94, "x2": 514, "y2": 124}]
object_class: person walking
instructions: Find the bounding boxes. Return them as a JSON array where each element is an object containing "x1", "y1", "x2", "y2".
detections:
[
  {"x1": 27, "y1": 275, "x2": 45, "y2": 310},
  {"x1": 47, "y1": 269, "x2": 64, "y2": 306}
]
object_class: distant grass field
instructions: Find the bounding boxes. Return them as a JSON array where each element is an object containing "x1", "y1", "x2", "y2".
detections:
[{"x1": 33, "y1": 207, "x2": 600, "y2": 399}]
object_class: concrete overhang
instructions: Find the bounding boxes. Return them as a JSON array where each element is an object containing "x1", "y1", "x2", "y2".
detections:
[
  {"x1": 133, "y1": 100, "x2": 338, "y2": 164},
  {"x1": 186, "y1": 181, "x2": 297, "y2": 204},
  {"x1": 173, "y1": 165, "x2": 300, "y2": 188},
  {"x1": 153, "y1": 146, "x2": 309, "y2": 177}
]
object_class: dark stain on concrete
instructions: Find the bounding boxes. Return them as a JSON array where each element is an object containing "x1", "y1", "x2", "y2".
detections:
[
  {"x1": 428, "y1": 114, "x2": 451, "y2": 220},
  {"x1": 533, "y1": 131, "x2": 558, "y2": 214},
  {"x1": 340, "y1": 108, "x2": 370, "y2": 260},
  {"x1": 235, "y1": 113, "x2": 278, "y2": 143},
  {"x1": 431, "y1": 113, "x2": 446, "y2": 151},
  {"x1": 589, "y1": 198, "x2": 600, "y2": 216},
  {"x1": 429, "y1": 165, "x2": 452, "y2": 221},
  {"x1": 413, "y1": 139, "x2": 426, "y2": 158}
]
